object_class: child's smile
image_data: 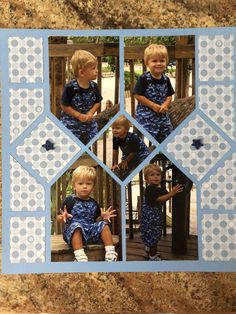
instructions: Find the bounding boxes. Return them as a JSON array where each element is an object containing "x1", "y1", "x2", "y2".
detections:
[
  {"x1": 147, "y1": 56, "x2": 167, "y2": 79},
  {"x1": 112, "y1": 125, "x2": 128, "y2": 139}
]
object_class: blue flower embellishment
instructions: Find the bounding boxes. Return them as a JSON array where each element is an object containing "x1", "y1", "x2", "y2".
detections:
[
  {"x1": 42, "y1": 140, "x2": 55, "y2": 151},
  {"x1": 191, "y1": 138, "x2": 204, "y2": 150}
]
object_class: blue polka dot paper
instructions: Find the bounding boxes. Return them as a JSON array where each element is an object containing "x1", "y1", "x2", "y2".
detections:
[
  {"x1": 1, "y1": 28, "x2": 236, "y2": 274},
  {"x1": 8, "y1": 37, "x2": 43, "y2": 83}
]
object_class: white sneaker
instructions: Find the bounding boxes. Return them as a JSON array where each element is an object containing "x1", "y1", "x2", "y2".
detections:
[
  {"x1": 74, "y1": 253, "x2": 88, "y2": 262},
  {"x1": 149, "y1": 254, "x2": 162, "y2": 261},
  {"x1": 105, "y1": 251, "x2": 118, "y2": 262}
]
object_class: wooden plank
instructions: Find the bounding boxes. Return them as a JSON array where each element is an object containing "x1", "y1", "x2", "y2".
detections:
[
  {"x1": 49, "y1": 43, "x2": 119, "y2": 57},
  {"x1": 49, "y1": 43, "x2": 105, "y2": 57},
  {"x1": 124, "y1": 45, "x2": 194, "y2": 60},
  {"x1": 69, "y1": 155, "x2": 98, "y2": 169}
]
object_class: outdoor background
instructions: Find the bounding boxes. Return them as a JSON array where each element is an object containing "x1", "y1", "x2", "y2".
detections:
[{"x1": 0, "y1": 0, "x2": 236, "y2": 313}]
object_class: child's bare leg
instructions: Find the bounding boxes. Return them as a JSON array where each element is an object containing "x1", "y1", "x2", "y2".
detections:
[
  {"x1": 149, "y1": 245, "x2": 157, "y2": 257},
  {"x1": 101, "y1": 225, "x2": 117, "y2": 262},
  {"x1": 71, "y1": 228, "x2": 83, "y2": 250},
  {"x1": 101, "y1": 225, "x2": 113, "y2": 246},
  {"x1": 71, "y1": 228, "x2": 88, "y2": 262}
]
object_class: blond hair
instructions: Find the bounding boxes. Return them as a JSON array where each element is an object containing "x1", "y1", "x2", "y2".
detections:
[
  {"x1": 112, "y1": 115, "x2": 132, "y2": 130},
  {"x1": 72, "y1": 166, "x2": 96, "y2": 187},
  {"x1": 143, "y1": 164, "x2": 162, "y2": 180},
  {"x1": 71, "y1": 50, "x2": 97, "y2": 78},
  {"x1": 144, "y1": 44, "x2": 169, "y2": 65}
]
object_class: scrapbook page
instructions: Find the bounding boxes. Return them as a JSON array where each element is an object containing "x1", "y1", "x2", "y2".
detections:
[{"x1": 1, "y1": 27, "x2": 235, "y2": 274}]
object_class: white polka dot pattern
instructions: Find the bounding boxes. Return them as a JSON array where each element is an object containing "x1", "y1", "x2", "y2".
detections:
[
  {"x1": 8, "y1": 37, "x2": 43, "y2": 83},
  {"x1": 16, "y1": 117, "x2": 81, "y2": 182},
  {"x1": 198, "y1": 34, "x2": 234, "y2": 81},
  {"x1": 202, "y1": 214, "x2": 236, "y2": 261},
  {"x1": 10, "y1": 157, "x2": 45, "y2": 212},
  {"x1": 10, "y1": 217, "x2": 45, "y2": 263},
  {"x1": 10, "y1": 88, "x2": 44, "y2": 143},
  {"x1": 166, "y1": 114, "x2": 230, "y2": 181},
  {"x1": 198, "y1": 84, "x2": 235, "y2": 140},
  {"x1": 201, "y1": 153, "x2": 236, "y2": 210}
]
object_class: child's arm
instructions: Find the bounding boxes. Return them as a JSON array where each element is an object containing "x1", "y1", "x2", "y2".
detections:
[
  {"x1": 111, "y1": 149, "x2": 119, "y2": 171},
  {"x1": 134, "y1": 94, "x2": 161, "y2": 113},
  {"x1": 60, "y1": 104, "x2": 91, "y2": 123},
  {"x1": 57, "y1": 205, "x2": 73, "y2": 223},
  {"x1": 86, "y1": 102, "x2": 101, "y2": 119},
  {"x1": 96, "y1": 206, "x2": 117, "y2": 223},
  {"x1": 119, "y1": 152, "x2": 135, "y2": 169},
  {"x1": 159, "y1": 96, "x2": 172, "y2": 114},
  {"x1": 157, "y1": 184, "x2": 183, "y2": 203}
]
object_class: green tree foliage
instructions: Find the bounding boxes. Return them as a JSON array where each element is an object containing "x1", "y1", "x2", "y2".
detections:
[{"x1": 124, "y1": 36, "x2": 176, "y2": 46}]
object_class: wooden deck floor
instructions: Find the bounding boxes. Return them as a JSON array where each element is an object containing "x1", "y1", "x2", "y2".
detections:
[{"x1": 126, "y1": 232, "x2": 198, "y2": 261}]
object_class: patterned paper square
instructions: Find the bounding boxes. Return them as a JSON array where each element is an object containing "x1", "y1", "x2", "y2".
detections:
[
  {"x1": 166, "y1": 114, "x2": 230, "y2": 181},
  {"x1": 198, "y1": 34, "x2": 234, "y2": 81},
  {"x1": 10, "y1": 217, "x2": 45, "y2": 263},
  {"x1": 16, "y1": 117, "x2": 81, "y2": 182},
  {"x1": 8, "y1": 37, "x2": 43, "y2": 83},
  {"x1": 10, "y1": 157, "x2": 45, "y2": 211},
  {"x1": 202, "y1": 214, "x2": 236, "y2": 261},
  {"x1": 10, "y1": 88, "x2": 44, "y2": 143},
  {"x1": 198, "y1": 84, "x2": 235, "y2": 140},
  {"x1": 201, "y1": 153, "x2": 236, "y2": 210}
]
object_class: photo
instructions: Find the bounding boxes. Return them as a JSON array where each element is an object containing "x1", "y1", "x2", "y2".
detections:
[
  {"x1": 124, "y1": 36, "x2": 195, "y2": 142},
  {"x1": 126, "y1": 152, "x2": 198, "y2": 261},
  {"x1": 51, "y1": 153, "x2": 121, "y2": 262},
  {"x1": 49, "y1": 36, "x2": 120, "y2": 145},
  {"x1": 94, "y1": 114, "x2": 155, "y2": 181}
]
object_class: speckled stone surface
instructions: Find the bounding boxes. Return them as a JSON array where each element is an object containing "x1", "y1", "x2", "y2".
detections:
[{"x1": 0, "y1": 1, "x2": 236, "y2": 313}]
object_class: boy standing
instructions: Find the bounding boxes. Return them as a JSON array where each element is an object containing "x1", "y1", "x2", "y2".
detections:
[
  {"x1": 133, "y1": 44, "x2": 175, "y2": 143},
  {"x1": 60, "y1": 50, "x2": 102, "y2": 144}
]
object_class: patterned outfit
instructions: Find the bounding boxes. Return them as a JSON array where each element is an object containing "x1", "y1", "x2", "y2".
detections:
[
  {"x1": 134, "y1": 71, "x2": 174, "y2": 142},
  {"x1": 61, "y1": 195, "x2": 107, "y2": 246},
  {"x1": 113, "y1": 132, "x2": 150, "y2": 179},
  {"x1": 140, "y1": 184, "x2": 168, "y2": 247},
  {"x1": 60, "y1": 79, "x2": 102, "y2": 144}
]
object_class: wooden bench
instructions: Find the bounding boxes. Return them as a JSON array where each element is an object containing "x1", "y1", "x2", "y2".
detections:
[{"x1": 51, "y1": 235, "x2": 119, "y2": 262}]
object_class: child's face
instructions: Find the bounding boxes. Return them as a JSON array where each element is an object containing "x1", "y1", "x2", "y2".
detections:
[
  {"x1": 146, "y1": 169, "x2": 162, "y2": 185},
  {"x1": 81, "y1": 63, "x2": 98, "y2": 81},
  {"x1": 146, "y1": 55, "x2": 167, "y2": 78},
  {"x1": 73, "y1": 177, "x2": 94, "y2": 199},
  {"x1": 112, "y1": 124, "x2": 128, "y2": 139}
]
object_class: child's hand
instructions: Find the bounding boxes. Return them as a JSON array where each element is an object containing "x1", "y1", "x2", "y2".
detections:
[
  {"x1": 152, "y1": 104, "x2": 161, "y2": 113},
  {"x1": 59, "y1": 205, "x2": 73, "y2": 223},
  {"x1": 119, "y1": 160, "x2": 128, "y2": 170},
  {"x1": 171, "y1": 184, "x2": 184, "y2": 196},
  {"x1": 100, "y1": 206, "x2": 117, "y2": 222},
  {"x1": 78, "y1": 113, "x2": 92, "y2": 123},
  {"x1": 111, "y1": 164, "x2": 120, "y2": 171},
  {"x1": 159, "y1": 104, "x2": 169, "y2": 114},
  {"x1": 85, "y1": 111, "x2": 94, "y2": 121}
]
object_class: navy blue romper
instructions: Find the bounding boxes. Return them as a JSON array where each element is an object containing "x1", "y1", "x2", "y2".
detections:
[
  {"x1": 61, "y1": 195, "x2": 107, "y2": 246},
  {"x1": 134, "y1": 72, "x2": 174, "y2": 142},
  {"x1": 60, "y1": 79, "x2": 102, "y2": 144},
  {"x1": 140, "y1": 185, "x2": 168, "y2": 247}
]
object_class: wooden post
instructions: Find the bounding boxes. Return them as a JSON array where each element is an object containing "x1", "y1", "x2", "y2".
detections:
[
  {"x1": 127, "y1": 182, "x2": 133, "y2": 239},
  {"x1": 115, "y1": 56, "x2": 119, "y2": 105},
  {"x1": 171, "y1": 165, "x2": 192, "y2": 253},
  {"x1": 129, "y1": 60, "x2": 135, "y2": 117}
]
